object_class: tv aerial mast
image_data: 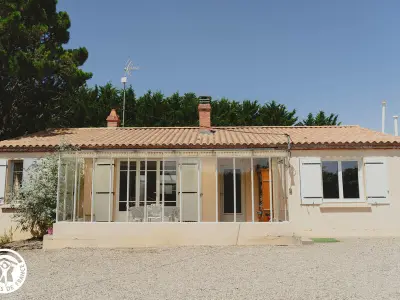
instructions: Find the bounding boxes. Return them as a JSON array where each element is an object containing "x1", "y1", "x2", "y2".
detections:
[{"x1": 121, "y1": 59, "x2": 139, "y2": 127}]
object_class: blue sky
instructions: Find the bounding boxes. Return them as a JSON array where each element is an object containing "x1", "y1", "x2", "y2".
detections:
[{"x1": 58, "y1": 0, "x2": 400, "y2": 132}]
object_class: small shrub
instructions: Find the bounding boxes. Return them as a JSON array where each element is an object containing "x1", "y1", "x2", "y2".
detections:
[{"x1": 0, "y1": 227, "x2": 14, "y2": 245}]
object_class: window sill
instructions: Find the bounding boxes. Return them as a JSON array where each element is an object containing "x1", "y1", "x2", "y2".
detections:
[
  {"x1": 320, "y1": 202, "x2": 371, "y2": 208},
  {"x1": 0, "y1": 203, "x2": 20, "y2": 209},
  {"x1": 0, "y1": 204, "x2": 13, "y2": 208},
  {"x1": 0, "y1": 204, "x2": 19, "y2": 213}
]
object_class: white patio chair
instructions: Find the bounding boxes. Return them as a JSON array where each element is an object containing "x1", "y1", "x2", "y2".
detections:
[
  {"x1": 129, "y1": 207, "x2": 144, "y2": 222},
  {"x1": 168, "y1": 207, "x2": 180, "y2": 222},
  {"x1": 146, "y1": 204, "x2": 162, "y2": 222}
]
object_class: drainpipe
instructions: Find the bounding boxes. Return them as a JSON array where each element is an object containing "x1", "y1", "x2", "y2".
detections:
[
  {"x1": 394, "y1": 115, "x2": 398, "y2": 136},
  {"x1": 382, "y1": 100, "x2": 387, "y2": 133}
]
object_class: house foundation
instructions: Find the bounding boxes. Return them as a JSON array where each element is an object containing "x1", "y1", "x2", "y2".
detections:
[{"x1": 43, "y1": 222, "x2": 298, "y2": 249}]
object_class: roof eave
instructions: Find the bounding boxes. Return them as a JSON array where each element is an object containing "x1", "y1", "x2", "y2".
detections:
[{"x1": 1, "y1": 142, "x2": 400, "y2": 152}]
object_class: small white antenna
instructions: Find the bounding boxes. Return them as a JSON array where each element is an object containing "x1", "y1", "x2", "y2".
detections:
[
  {"x1": 121, "y1": 59, "x2": 139, "y2": 127},
  {"x1": 123, "y1": 59, "x2": 139, "y2": 77}
]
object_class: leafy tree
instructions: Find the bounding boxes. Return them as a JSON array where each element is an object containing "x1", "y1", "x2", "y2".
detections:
[
  {"x1": 134, "y1": 90, "x2": 166, "y2": 126},
  {"x1": 0, "y1": 0, "x2": 91, "y2": 139},
  {"x1": 58, "y1": 86, "x2": 303, "y2": 128},
  {"x1": 258, "y1": 100, "x2": 298, "y2": 126},
  {"x1": 211, "y1": 98, "x2": 234, "y2": 126},
  {"x1": 237, "y1": 100, "x2": 261, "y2": 126},
  {"x1": 11, "y1": 150, "x2": 59, "y2": 237},
  {"x1": 10, "y1": 144, "x2": 80, "y2": 238},
  {"x1": 297, "y1": 111, "x2": 341, "y2": 126}
]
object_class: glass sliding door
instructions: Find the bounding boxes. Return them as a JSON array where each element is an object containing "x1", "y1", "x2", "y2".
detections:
[
  {"x1": 218, "y1": 158, "x2": 245, "y2": 222},
  {"x1": 160, "y1": 161, "x2": 179, "y2": 221}
]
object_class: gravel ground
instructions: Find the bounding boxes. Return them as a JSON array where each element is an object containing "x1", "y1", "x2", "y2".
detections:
[{"x1": 3, "y1": 238, "x2": 400, "y2": 300}]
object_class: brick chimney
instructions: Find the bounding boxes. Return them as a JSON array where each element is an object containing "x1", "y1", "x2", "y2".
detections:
[
  {"x1": 198, "y1": 96, "x2": 211, "y2": 131},
  {"x1": 106, "y1": 109, "x2": 121, "y2": 127}
]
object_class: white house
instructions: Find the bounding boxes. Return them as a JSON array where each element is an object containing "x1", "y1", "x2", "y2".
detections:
[{"x1": 0, "y1": 97, "x2": 399, "y2": 248}]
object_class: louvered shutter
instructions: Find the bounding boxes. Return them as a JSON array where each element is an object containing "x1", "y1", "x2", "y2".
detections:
[
  {"x1": 364, "y1": 157, "x2": 389, "y2": 204},
  {"x1": 93, "y1": 159, "x2": 114, "y2": 221},
  {"x1": 180, "y1": 163, "x2": 199, "y2": 222},
  {"x1": 0, "y1": 159, "x2": 7, "y2": 204},
  {"x1": 299, "y1": 158, "x2": 323, "y2": 204}
]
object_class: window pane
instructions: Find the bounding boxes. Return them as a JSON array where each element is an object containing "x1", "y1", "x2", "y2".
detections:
[
  {"x1": 119, "y1": 202, "x2": 127, "y2": 211},
  {"x1": 140, "y1": 161, "x2": 157, "y2": 171},
  {"x1": 140, "y1": 171, "x2": 157, "y2": 206},
  {"x1": 160, "y1": 162, "x2": 177, "y2": 205},
  {"x1": 223, "y1": 169, "x2": 242, "y2": 213},
  {"x1": 161, "y1": 161, "x2": 177, "y2": 171},
  {"x1": 119, "y1": 172, "x2": 127, "y2": 203},
  {"x1": 129, "y1": 171, "x2": 136, "y2": 203},
  {"x1": 120, "y1": 161, "x2": 137, "y2": 171},
  {"x1": 322, "y1": 161, "x2": 339, "y2": 199},
  {"x1": 253, "y1": 158, "x2": 269, "y2": 169},
  {"x1": 13, "y1": 161, "x2": 23, "y2": 172},
  {"x1": 119, "y1": 168, "x2": 137, "y2": 211},
  {"x1": 12, "y1": 161, "x2": 24, "y2": 193},
  {"x1": 342, "y1": 161, "x2": 360, "y2": 198}
]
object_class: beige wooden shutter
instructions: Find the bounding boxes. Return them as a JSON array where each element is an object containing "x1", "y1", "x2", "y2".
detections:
[
  {"x1": 299, "y1": 158, "x2": 323, "y2": 204},
  {"x1": 364, "y1": 157, "x2": 389, "y2": 204},
  {"x1": 93, "y1": 159, "x2": 114, "y2": 221}
]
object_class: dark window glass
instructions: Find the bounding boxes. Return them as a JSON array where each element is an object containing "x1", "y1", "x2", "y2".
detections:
[
  {"x1": 140, "y1": 171, "x2": 157, "y2": 206},
  {"x1": 14, "y1": 161, "x2": 23, "y2": 172},
  {"x1": 119, "y1": 202, "x2": 127, "y2": 211},
  {"x1": 322, "y1": 161, "x2": 339, "y2": 199},
  {"x1": 223, "y1": 169, "x2": 242, "y2": 213},
  {"x1": 342, "y1": 161, "x2": 359, "y2": 198},
  {"x1": 120, "y1": 161, "x2": 137, "y2": 171},
  {"x1": 140, "y1": 161, "x2": 157, "y2": 171},
  {"x1": 12, "y1": 161, "x2": 23, "y2": 193},
  {"x1": 128, "y1": 173, "x2": 136, "y2": 204},
  {"x1": 119, "y1": 172, "x2": 127, "y2": 203},
  {"x1": 120, "y1": 161, "x2": 127, "y2": 171},
  {"x1": 119, "y1": 163, "x2": 136, "y2": 211},
  {"x1": 160, "y1": 162, "x2": 177, "y2": 205}
]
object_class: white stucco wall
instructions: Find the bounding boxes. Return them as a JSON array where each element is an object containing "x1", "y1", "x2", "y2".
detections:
[
  {"x1": 0, "y1": 208, "x2": 31, "y2": 241},
  {"x1": 0, "y1": 153, "x2": 45, "y2": 242},
  {"x1": 288, "y1": 149, "x2": 400, "y2": 237},
  {"x1": 4, "y1": 148, "x2": 400, "y2": 246}
]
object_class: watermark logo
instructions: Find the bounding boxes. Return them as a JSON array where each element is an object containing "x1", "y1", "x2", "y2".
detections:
[{"x1": 0, "y1": 249, "x2": 27, "y2": 294}]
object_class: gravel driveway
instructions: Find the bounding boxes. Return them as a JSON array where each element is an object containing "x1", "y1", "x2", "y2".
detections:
[{"x1": 3, "y1": 238, "x2": 400, "y2": 300}]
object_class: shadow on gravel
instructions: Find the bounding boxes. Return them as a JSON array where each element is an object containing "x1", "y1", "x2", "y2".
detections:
[{"x1": 1, "y1": 237, "x2": 43, "y2": 250}]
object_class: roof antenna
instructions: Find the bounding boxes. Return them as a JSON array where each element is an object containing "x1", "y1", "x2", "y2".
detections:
[{"x1": 121, "y1": 59, "x2": 139, "y2": 127}]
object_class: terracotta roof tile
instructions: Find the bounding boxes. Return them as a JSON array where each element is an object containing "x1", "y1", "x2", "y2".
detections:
[{"x1": 1, "y1": 126, "x2": 400, "y2": 151}]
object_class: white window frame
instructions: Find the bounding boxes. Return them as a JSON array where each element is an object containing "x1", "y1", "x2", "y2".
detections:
[
  {"x1": 321, "y1": 159, "x2": 364, "y2": 203},
  {"x1": 117, "y1": 160, "x2": 138, "y2": 212}
]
